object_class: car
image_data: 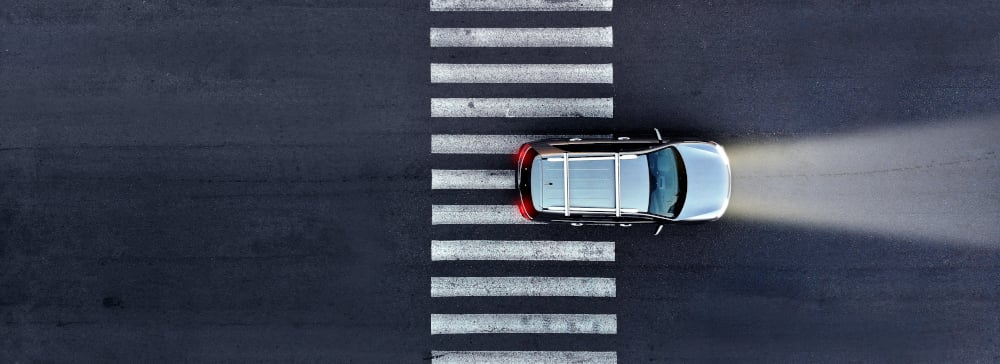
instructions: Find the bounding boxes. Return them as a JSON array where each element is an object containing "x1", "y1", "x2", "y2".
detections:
[{"x1": 515, "y1": 129, "x2": 731, "y2": 234}]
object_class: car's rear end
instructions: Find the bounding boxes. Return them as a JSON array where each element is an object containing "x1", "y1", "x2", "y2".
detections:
[
  {"x1": 516, "y1": 143, "x2": 540, "y2": 220},
  {"x1": 516, "y1": 141, "x2": 637, "y2": 222}
]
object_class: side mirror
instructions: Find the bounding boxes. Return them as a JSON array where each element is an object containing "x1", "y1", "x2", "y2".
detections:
[
  {"x1": 654, "y1": 225, "x2": 664, "y2": 236},
  {"x1": 653, "y1": 128, "x2": 663, "y2": 141}
]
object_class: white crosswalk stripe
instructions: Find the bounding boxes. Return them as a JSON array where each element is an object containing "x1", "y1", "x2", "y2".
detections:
[
  {"x1": 431, "y1": 64, "x2": 613, "y2": 84},
  {"x1": 432, "y1": 204, "x2": 535, "y2": 225},
  {"x1": 432, "y1": 277, "x2": 616, "y2": 297},
  {"x1": 431, "y1": 134, "x2": 612, "y2": 154},
  {"x1": 431, "y1": 314, "x2": 617, "y2": 334},
  {"x1": 430, "y1": 27, "x2": 613, "y2": 47},
  {"x1": 431, "y1": 98, "x2": 613, "y2": 118},
  {"x1": 431, "y1": 240, "x2": 615, "y2": 261},
  {"x1": 431, "y1": 351, "x2": 617, "y2": 364},
  {"x1": 431, "y1": 0, "x2": 613, "y2": 12},
  {"x1": 432, "y1": 169, "x2": 515, "y2": 189}
]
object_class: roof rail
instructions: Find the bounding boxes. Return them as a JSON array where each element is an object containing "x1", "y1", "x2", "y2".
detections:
[
  {"x1": 546, "y1": 207, "x2": 640, "y2": 213},
  {"x1": 546, "y1": 154, "x2": 637, "y2": 162}
]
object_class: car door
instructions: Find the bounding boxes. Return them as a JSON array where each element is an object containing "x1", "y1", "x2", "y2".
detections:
[
  {"x1": 554, "y1": 218, "x2": 617, "y2": 227},
  {"x1": 614, "y1": 215, "x2": 657, "y2": 227}
]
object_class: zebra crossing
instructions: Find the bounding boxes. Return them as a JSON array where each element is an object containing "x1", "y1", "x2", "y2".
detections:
[
  {"x1": 430, "y1": 351, "x2": 618, "y2": 364},
  {"x1": 431, "y1": 277, "x2": 616, "y2": 297},
  {"x1": 430, "y1": 0, "x2": 614, "y2": 12},
  {"x1": 431, "y1": 98, "x2": 614, "y2": 118},
  {"x1": 430, "y1": 1, "x2": 616, "y2": 362},
  {"x1": 431, "y1": 170, "x2": 515, "y2": 190},
  {"x1": 430, "y1": 27, "x2": 614, "y2": 48},
  {"x1": 431, "y1": 314, "x2": 618, "y2": 334},
  {"x1": 431, "y1": 240, "x2": 615, "y2": 261},
  {"x1": 431, "y1": 134, "x2": 611, "y2": 154},
  {"x1": 430, "y1": 63, "x2": 613, "y2": 84}
]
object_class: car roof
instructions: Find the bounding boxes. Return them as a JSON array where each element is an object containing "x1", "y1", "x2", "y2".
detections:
[{"x1": 530, "y1": 153, "x2": 650, "y2": 215}]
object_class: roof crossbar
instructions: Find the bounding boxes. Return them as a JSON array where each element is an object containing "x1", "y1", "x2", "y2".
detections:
[
  {"x1": 614, "y1": 152, "x2": 621, "y2": 217},
  {"x1": 562, "y1": 152, "x2": 570, "y2": 216}
]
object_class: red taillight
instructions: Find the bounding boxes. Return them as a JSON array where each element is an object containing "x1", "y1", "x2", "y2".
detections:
[
  {"x1": 515, "y1": 144, "x2": 529, "y2": 166},
  {"x1": 515, "y1": 143, "x2": 537, "y2": 221},
  {"x1": 518, "y1": 197, "x2": 534, "y2": 220},
  {"x1": 517, "y1": 191, "x2": 537, "y2": 220}
]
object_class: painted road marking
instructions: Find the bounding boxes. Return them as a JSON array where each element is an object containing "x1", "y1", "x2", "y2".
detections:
[
  {"x1": 431, "y1": 351, "x2": 617, "y2": 364},
  {"x1": 431, "y1": 98, "x2": 613, "y2": 118},
  {"x1": 431, "y1": 314, "x2": 617, "y2": 334},
  {"x1": 432, "y1": 277, "x2": 616, "y2": 297},
  {"x1": 431, "y1": 134, "x2": 612, "y2": 154},
  {"x1": 430, "y1": 27, "x2": 613, "y2": 47},
  {"x1": 431, "y1": 240, "x2": 615, "y2": 261},
  {"x1": 432, "y1": 169, "x2": 515, "y2": 189},
  {"x1": 431, "y1": 63, "x2": 613, "y2": 84},
  {"x1": 432, "y1": 204, "x2": 535, "y2": 225},
  {"x1": 431, "y1": 0, "x2": 613, "y2": 12}
]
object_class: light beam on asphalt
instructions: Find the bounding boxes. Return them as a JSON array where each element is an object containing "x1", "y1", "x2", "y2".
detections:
[{"x1": 726, "y1": 116, "x2": 1000, "y2": 246}]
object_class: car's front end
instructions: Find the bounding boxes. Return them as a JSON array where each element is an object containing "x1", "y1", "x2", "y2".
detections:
[{"x1": 671, "y1": 142, "x2": 732, "y2": 222}]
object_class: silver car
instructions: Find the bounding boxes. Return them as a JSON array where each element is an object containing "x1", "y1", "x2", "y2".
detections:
[{"x1": 516, "y1": 129, "x2": 731, "y2": 233}]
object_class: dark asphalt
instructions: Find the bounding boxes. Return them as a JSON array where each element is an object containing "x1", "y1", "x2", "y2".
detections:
[{"x1": 2, "y1": 1, "x2": 999, "y2": 362}]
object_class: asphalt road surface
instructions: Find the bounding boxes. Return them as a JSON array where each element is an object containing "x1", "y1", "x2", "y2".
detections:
[{"x1": 2, "y1": 1, "x2": 999, "y2": 362}]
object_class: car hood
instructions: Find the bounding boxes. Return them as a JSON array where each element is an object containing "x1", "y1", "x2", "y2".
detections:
[{"x1": 674, "y1": 142, "x2": 731, "y2": 221}]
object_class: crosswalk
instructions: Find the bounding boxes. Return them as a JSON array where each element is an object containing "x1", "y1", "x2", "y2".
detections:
[
  {"x1": 432, "y1": 204, "x2": 535, "y2": 225},
  {"x1": 432, "y1": 169, "x2": 515, "y2": 189},
  {"x1": 430, "y1": 0, "x2": 614, "y2": 12},
  {"x1": 431, "y1": 134, "x2": 611, "y2": 154},
  {"x1": 432, "y1": 276, "x2": 616, "y2": 297},
  {"x1": 430, "y1": 27, "x2": 614, "y2": 48},
  {"x1": 431, "y1": 351, "x2": 617, "y2": 364},
  {"x1": 431, "y1": 64, "x2": 613, "y2": 84},
  {"x1": 431, "y1": 240, "x2": 615, "y2": 261},
  {"x1": 431, "y1": 314, "x2": 618, "y2": 334},
  {"x1": 429, "y1": 1, "x2": 616, "y2": 362},
  {"x1": 431, "y1": 98, "x2": 614, "y2": 118}
]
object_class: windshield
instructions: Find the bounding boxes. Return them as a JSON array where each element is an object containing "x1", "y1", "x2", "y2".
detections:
[{"x1": 647, "y1": 147, "x2": 686, "y2": 218}]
